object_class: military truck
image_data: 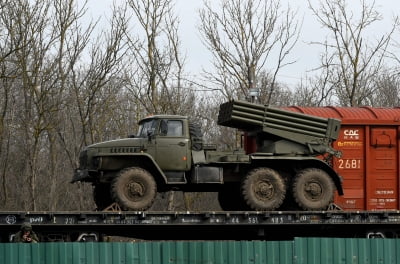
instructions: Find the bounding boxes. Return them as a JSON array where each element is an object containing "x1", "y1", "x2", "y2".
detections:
[{"x1": 72, "y1": 100, "x2": 343, "y2": 211}]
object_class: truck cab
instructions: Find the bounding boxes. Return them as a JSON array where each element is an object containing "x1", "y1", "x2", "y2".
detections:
[
  {"x1": 137, "y1": 115, "x2": 192, "y2": 175},
  {"x1": 73, "y1": 115, "x2": 203, "y2": 211}
]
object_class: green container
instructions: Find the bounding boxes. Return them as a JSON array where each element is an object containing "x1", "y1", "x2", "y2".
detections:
[
  {"x1": 293, "y1": 237, "x2": 400, "y2": 264},
  {"x1": 0, "y1": 241, "x2": 293, "y2": 264},
  {"x1": 2, "y1": 238, "x2": 400, "y2": 264}
]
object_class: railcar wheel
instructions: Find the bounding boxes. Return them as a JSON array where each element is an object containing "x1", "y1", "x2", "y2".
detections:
[
  {"x1": 292, "y1": 168, "x2": 335, "y2": 210},
  {"x1": 112, "y1": 167, "x2": 157, "y2": 211},
  {"x1": 242, "y1": 168, "x2": 286, "y2": 210},
  {"x1": 93, "y1": 183, "x2": 113, "y2": 210}
]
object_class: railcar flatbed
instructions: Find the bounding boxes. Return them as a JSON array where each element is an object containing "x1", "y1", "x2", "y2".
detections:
[{"x1": 1, "y1": 210, "x2": 400, "y2": 241}]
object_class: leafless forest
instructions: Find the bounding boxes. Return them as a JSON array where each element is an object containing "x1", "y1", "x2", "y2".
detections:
[{"x1": 0, "y1": 0, "x2": 399, "y2": 211}]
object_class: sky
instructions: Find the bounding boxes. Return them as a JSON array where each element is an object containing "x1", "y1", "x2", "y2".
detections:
[{"x1": 87, "y1": 0, "x2": 399, "y2": 88}]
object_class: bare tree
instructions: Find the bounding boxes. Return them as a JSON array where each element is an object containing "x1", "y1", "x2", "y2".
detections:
[
  {"x1": 126, "y1": 0, "x2": 193, "y2": 116},
  {"x1": 0, "y1": 0, "x2": 112, "y2": 211},
  {"x1": 308, "y1": 0, "x2": 397, "y2": 106},
  {"x1": 368, "y1": 70, "x2": 400, "y2": 106},
  {"x1": 0, "y1": 17, "x2": 19, "y2": 206},
  {"x1": 44, "y1": 0, "x2": 97, "y2": 211},
  {"x1": 71, "y1": 3, "x2": 129, "y2": 147},
  {"x1": 198, "y1": 0, "x2": 300, "y2": 103},
  {"x1": 0, "y1": 0, "x2": 149, "y2": 211},
  {"x1": 292, "y1": 44, "x2": 338, "y2": 107},
  {"x1": 0, "y1": 0, "x2": 60, "y2": 210}
]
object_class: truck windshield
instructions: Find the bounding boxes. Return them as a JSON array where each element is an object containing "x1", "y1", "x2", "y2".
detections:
[{"x1": 137, "y1": 119, "x2": 158, "y2": 138}]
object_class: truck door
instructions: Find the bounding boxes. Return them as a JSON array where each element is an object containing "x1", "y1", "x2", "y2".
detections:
[{"x1": 155, "y1": 119, "x2": 191, "y2": 171}]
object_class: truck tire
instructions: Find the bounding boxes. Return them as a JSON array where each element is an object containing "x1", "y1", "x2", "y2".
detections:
[
  {"x1": 93, "y1": 184, "x2": 113, "y2": 210},
  {"x1": 112, "y1": 167, "x2": 157, "y2": 211},
  {"x1": 292, "y1": 168, "x2": 335, "y2": 210},
  {"x1": 242, "y1": 168, "x2": 286, "y2": 210},
  {"x1": 189, "y1": 122, "x2": 203, "y2": 150}
]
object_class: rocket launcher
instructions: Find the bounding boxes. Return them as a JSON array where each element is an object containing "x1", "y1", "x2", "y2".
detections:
[{"x1": 218, "y1": 100, "x2": 342, "y2": 157}]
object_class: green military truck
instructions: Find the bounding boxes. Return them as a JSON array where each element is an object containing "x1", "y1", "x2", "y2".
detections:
[{"x1": 72, "y1": 100, "x2": 343, "y2": 211}]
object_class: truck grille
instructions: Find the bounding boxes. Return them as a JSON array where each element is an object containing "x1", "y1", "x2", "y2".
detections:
[{"x1": 110, "y1": 147, "x2": 137, "y2": 153}]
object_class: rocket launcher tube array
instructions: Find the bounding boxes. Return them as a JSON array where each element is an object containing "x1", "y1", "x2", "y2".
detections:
[{"x1": 218, "y1": 100, "x2": 341, "y2": 144}]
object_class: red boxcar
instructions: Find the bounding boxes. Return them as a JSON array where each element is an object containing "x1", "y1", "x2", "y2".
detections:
[{"x1": 287, "y1": 106, "x2": 400, "y2": 211}]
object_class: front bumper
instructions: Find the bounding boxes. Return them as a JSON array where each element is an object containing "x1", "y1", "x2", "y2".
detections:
[{"x1": 71, "y1": 169, "x2": 92, "y2": 183}]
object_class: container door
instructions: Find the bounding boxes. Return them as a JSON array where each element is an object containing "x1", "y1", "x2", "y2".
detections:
[
  {"x1": 333, "y1": 126, "x2": 365, "y2": 210},
  {"x1": 367, "y1": 127, "x2": 398, "y2": 210}
]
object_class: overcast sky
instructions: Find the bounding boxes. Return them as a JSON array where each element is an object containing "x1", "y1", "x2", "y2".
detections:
[{"x1": 87, "y1": 0, "x2": 399, "y2": 87}]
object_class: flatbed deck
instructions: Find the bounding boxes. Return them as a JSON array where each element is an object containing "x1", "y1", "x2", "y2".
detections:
[{"x1": 2, "y1": 210, "x2": 400, "y2": 241}]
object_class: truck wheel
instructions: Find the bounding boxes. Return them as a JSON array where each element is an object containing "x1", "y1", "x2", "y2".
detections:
[
  {"x1": 292, "y1": 168, "x2": 335, "y2": 210},
  {"x1": 112, "y1": 167, "x2": 157, "y2": 211},
  {"x1": 189, "y1": 122, "x2": 203, "y2": 150},
  {"x1": 242, "y1": 168, "x2": 286, "y2": 210},
  {"x1": 93, "y1": 184, "x2": 113, "y2": 210}
]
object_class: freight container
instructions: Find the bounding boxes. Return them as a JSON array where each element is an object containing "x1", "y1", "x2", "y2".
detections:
[{"x1": 286, "y1": 106, "x2": 400, "y2": 211}]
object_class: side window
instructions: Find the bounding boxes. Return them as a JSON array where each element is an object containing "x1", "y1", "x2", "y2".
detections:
[
  {"x1": 138, "y1": 119, "x2": 157, "y2": 137},
  {"x1": 166, "y1": 120, "x2": 183, "y2": 137}
]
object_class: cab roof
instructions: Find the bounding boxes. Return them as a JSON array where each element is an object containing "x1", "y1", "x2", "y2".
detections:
[{"x1": 139, "y1": 114, "x2": 188, "y2": 123}]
